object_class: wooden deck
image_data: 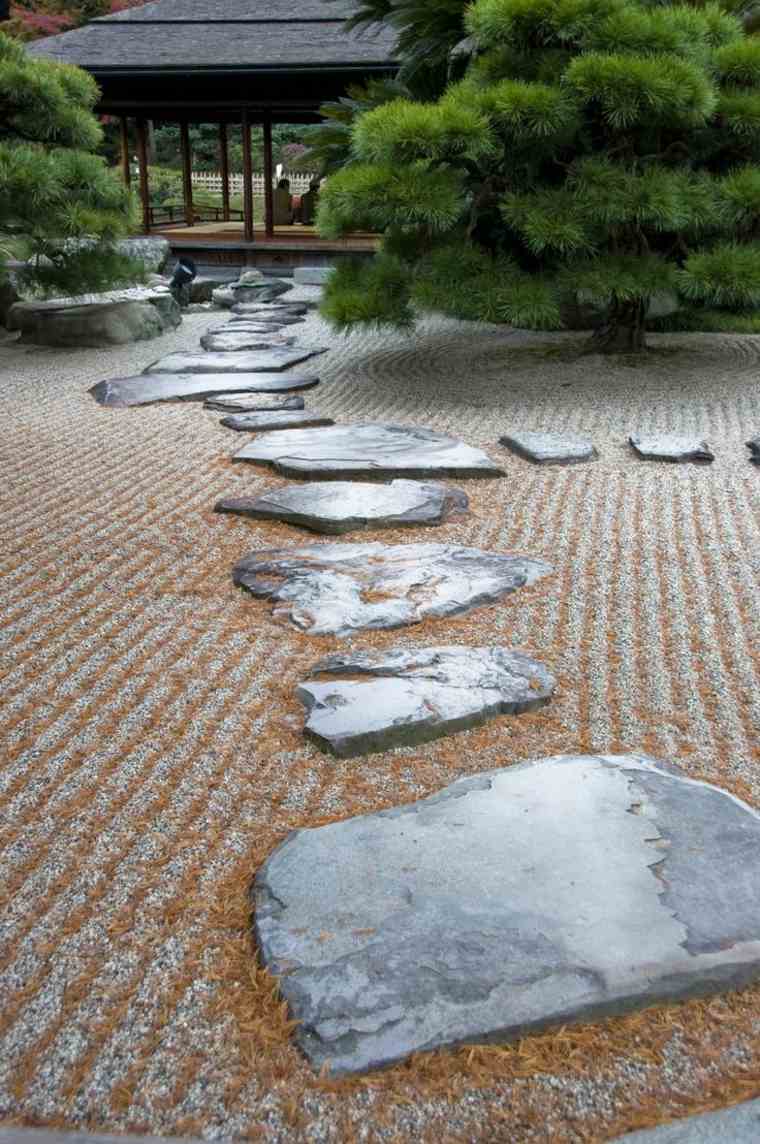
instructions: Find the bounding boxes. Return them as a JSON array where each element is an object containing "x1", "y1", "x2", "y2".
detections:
[{"x1": 152, "y1": 221, "x2": 378, "y2": 269}]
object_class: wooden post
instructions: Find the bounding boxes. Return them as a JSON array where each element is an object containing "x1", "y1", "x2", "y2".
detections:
[
  {"x1": 219, "y1": 122, "x2": 230, "y2": 223},
  {"x1": 241, "y1": 111, "x2": 254, "y2": 243},
  {"x1": 135, "y1": 117, "x2": 151, "y2": 234},
  {"x1": 263, "y1": 115, "x2": 274, "y2": 238},
  {"x1": 119, "y1": 117, "x2": 131, "y2": 188},
  {"x1": 179, "y1": 121, "x2": 194, "y2": 227}
]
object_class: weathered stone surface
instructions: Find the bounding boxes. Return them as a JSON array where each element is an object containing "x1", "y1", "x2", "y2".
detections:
[
  {"x1": 283, "y1": 284, "x2": 324, "y2": 307},
  {"x1": 90, "y1": 372, "x2": 319, "y2": 408},
  {"x1": 230, "y1": 312, "x2": 305, "y2": 326},
  {"x1": 146, "y1": 347, "x2": 325, "y2": 374},
  {"x1": 206, "y1": 322, "x2": 288, "y2": 337},
  {"x1": 298, "y1": 645, "x2": 554, "y2": 757},
  {"x1": 55, "y1": 235, "x2": 171, "y2": 273},
  {"x1": 233, "y1": 541, "x2": 550, "y2": 636},
  {"x1": 232, "y1": 423, "x2": 505, "y2": 478},
  {"x1": 216, "y1": 479, "x2": 468, "y2": 534},
  {"x1": 212, "y1": 285, "x2": 236, "y2": 309},
  {"x1": 231, "y1": 302, "x2": 308, "y2": 318},
  {"x1": 233, "y1": 279, "x2": 292, "y2": 304},
  {"x1": 293, "y1": 266, "x2": 334, "y2": 285},
  {"x1": 500, "y1": 430, "x2": 597, "y2": 465},
  {"x1": 13, "y1": 300, "x2": 168, "y2": 347},
  {"x1": 611, "y1": 1098, "x2": 760, "y2": 1143},
  {"x1": 629, "y1": 434, "x2": 714, "y2": 462},
  {"x1": 746, "y1": 436, "x2": 760, "y2": 464},
  {"x1": 190, "y1": 276, "x2": 224, "y2": 303},
  {"x1": 238, "y1": 270, "x2": 265, "y2": 285},
  {"x1": 221, "y1": 410, "x2": 334, "y2": 432},
  {"x1": 204, "y1": 393, "x2": 305, "y2": 413},
  {"x1": 199, "y1": 331, "x2": 296, "y2": 353},
  {"x1": 254, "y1": 754, "x2": 760, "y2": 1075}
]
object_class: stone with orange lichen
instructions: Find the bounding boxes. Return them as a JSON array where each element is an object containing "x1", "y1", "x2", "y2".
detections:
[
  {"x1": 254, "y1": 755, "x2": 760, "y2": 1075},
  {"x1": 232, "y1": 541, "x2": 551, "y2": 636},
  {"x1": 297, "y1": 645, "x2": 554, "y2": 757}
]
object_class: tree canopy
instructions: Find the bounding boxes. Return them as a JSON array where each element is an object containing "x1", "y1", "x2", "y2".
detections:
[
  {"x1": 0, "y1": 30, "x2": 138, "y2": 296},
  {"x1": 319, "y1": 0, "x2": 760, "y2": 349}
]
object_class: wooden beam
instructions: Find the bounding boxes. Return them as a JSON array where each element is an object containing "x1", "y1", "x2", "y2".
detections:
[
  {"x1": 218, "y1": 122, "x2": 230, "y2": 223},
  {"x1": 135, "y1": 117, "x2": 151, "y2": 234},
  {"x1": 179, "y1": 121, "x2": 194, "y2": 227},
  {"x1": 119, "y1": 117, "x2": 131, "y2": 188},
  {"x1": 263, "y1": 115, "x2": 274, "y2": 239},
  {"x1": 241, "y1": 111, "x2": 254, "y2": 243}
]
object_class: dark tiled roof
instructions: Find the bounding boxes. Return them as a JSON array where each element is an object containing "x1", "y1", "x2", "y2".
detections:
[{"x1": 28, "y1": 0, "x2": 398, "y2": 71}]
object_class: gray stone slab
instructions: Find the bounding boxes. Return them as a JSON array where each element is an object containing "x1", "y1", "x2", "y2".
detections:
[
  {"x1": 229, "y1": 313, "x2": 305, "y2": 326},
  {"x1": 500, "y1": 430, "x2": 597, "y2": 465},
  {"x1": 145, "y1": 347, "x2": 326, "y2": 374},
  {"x1": 610, "y1": 1099, "x2": 760, "y2": 1143},
  {"x1": 254, "y1": 754, "x2": 760, "y2": 1075},
  {"x1": 232, "y1": 423, "x2": 505, "y2": 478},
  {"x1": 199, "y1": 331, "x2": 296, "y2": 352},
  {"x1": 233, "y1": 279, "x2": 293, "y2": 303},
  {"x1": 298, "y1": 645, "x2": 554, "y2": 757},
  {"x1": 233, "y1": 541, "x2": 551, "y2": 636},
  {"x1": 629, "y1": 434, "x2": 714, "y2": 462},
  {"x1": 746, "y1": 436, "x2": 760, "y2": 464},
  {"x1": 294, "y1": 265, "x2": 334, "y2": 285},
  {"x1": 90, "y1": 372, "x2": 319, "y2": 408},
  {"x1": 214, "y1": 479, "x2": 469, "y2": 534},
  {"x1": 206, "y1": 321, "x2": 289, "y2": 336},
  {"x1": 221, "y1": 410, "x2": 334, "y2": 432},
  {"x1": 203, "y1": 393, "x2": 305, "y2": 413},
  {"x1": 211, "y1": 285, "x2": 236, "y2": 308},
  {"x1": 230, "y1": 302, "x2": 308, "y2": 317}
]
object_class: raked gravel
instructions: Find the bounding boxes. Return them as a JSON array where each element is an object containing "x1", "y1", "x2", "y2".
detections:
[{"x1": 0, "y1": 308, "x2": 759, "y2": 1142}]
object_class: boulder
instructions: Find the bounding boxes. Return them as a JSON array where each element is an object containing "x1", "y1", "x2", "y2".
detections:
[
  {"x1": 629, "y1": 434, "x2": 714, "y2": 462},
  {"x1": 500, "y1": 431, "x2": 597, "y2": 465},
  {"x1": 298, "y1": 645, "x2": 554, "y2": 757},
  {"x1": 89, "y1": 371, "x2": 319, "y2": 408},
  {"x1": 254, "y1": 754, "x2": 760, "y2": 1074},
  {"x1": 233, "y1": 279, "x2": 293, "y2": 304},
  {"x1": 146, "y1": 347, "x2": 326, "y2": 374},
  {"x1": 232, "y1": 541, "x2": 551, "y2": 636},
  {"x1": 190, "y1": 276, "x2": 223, "y2": 303},
  {"x1": 215, "y1": 479, "x2": 468, "y2": 534},
  {"x1": 220, "y1": 410, "x2": 334, "y2": 432},
  {"x1": 232, "y1": 423, "x2": 505, "y2": 479},
  {"x1": 8, "y1": 286, "x2": 180, "y2": 346},
  {"x1": 52, "y1": 235, "x2": 170, "y2": 273},
  {"x1": 212, "y1": 285, "x2": 237, "y2": 309}
]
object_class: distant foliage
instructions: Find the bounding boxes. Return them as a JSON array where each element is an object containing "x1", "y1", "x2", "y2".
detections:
[
  {"x1": 321, "y1": 0, "x2": 760, "y2": 351},
  {"x1": 7, "y1": 0, "x2": 146, "y2": 41}
]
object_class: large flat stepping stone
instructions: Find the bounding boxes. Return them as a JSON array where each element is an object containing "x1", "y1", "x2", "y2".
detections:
[
  {"x1": 215, "y1": 479, "x2": 468, "y2": 534},
  {"x1": 204, "y1": 393, "x2": 305, "y2": 413},
  {"x1": 500, "y1": 430, "x2": 597, "y2": 465},
  {"x1": 90, "y1": 372, "x2": 319, "y2": 408},
  {"x1": 629, "y1": 434, "x2": 714, "y2": 462},
  {"x1": 145, "y1": 348, "x2": 326, "y2": 374},
  {"x1": 231, "y1": 302, "x2": 308, "y2": 318},
  {"x1": 232, "y1": 541, "x2": 550, "y2": 636},
  {"x1": 746, "y1": 436, "x2": 760, "y2": 464},
  {"x1": 254, "y1": 754, "x2": 760, "y2": 1075},
  {"x1": 221, "y1": 410, "x2": 334, "y2": 432},
  {"x1": 199, "y1": 331, "x2": 296, "y2": 353},
  {"x1": 298, "y1": 645, "x2": 554, "y2": 757},
  {"x1": 232, "y1": 423, "x2": 505, "y2": 478},
  {"x1": 207, "y1": 321, "x2": 292, "y2": 335}
]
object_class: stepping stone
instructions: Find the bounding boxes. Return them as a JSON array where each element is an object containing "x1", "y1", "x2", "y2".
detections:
[
  {"x1": 233, "y1": 279, "x2": 292, "y2": 303},
  {"x1": 232, "y1": 423, "x2": 505, "y2": 478},
  {"x1": 233, "y1": 541, "x2": 550, "y2": 636},
  {"x1": 221, "y1": 410, "x2": 334, "y2": 432},
  {"x1": 298, "y1": 645, "x2": 554, "y2": 757},
  {"x1": 215, "y1": 479, "x2": 468, "y2": 534},
  {"x1": 199, "y1": 331, "x2": 296, "y2": 353},
  {"x1": 207, "y1": 321, "x2": 290, "y2": 335},
  {"x1": 145, "y1": 348, "x2": 326, "y2": 374},
  {"x1": 629, "y1": 434, "x2": 714, "y2": 462},
  {"x1": 90, "y1": 372, "x2": 319, "y2": 408},
  {"x1": 230, "y1": 313, "x2": 305, "y2": 326},
  {"x1": 231, "y1": 302, "x2": 308, "y2": 317},
  {"x1": 500, "y1": 430, "x2": 597, "y2": 465},
  {"x1": 746, "y1": 436, "x2": 760, "y2": 464},
  {"x1": 204, "y1": 393, "x2": 305, "y2": 413},
  {"x1": 254, "y1": 753, "x2": 760, "y2": 1075}
]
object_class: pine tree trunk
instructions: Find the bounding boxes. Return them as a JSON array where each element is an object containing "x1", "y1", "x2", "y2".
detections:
[{"x1": 588, "y1": 297, "x2": 647, "y2": 353}]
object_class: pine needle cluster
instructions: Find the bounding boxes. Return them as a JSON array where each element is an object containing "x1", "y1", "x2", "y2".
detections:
[{"x1": 318, "y1": 0, "x2": 760, "y2": 350}]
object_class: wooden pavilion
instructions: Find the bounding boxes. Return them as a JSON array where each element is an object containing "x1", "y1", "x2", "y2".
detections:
[{"x1": 28, "y1": 0, "x2": 398, "y2": 266}]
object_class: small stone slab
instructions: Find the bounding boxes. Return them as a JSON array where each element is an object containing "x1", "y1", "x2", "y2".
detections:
[
  {"x1": 203, "y1": 394, "x2": 305, "y2": 413},
  {"x1": 500, "y1": 430, "x2": 597, "y2": 465},
  {"x1": 254, "y1": 754, "x2": 760, "y2": 1075},
  {"x1": 629, "y1": 434, "x2": 714, "y2": 462},
  {"x1": 215, "y1": 479, "x2": 468, "y2": 534},
  {"x1": 230, "y1": 313, "x2": 305, "y2": 326},
  {"x1": 233, "y1": 541, "x2": 550, "y2": 636},
  {"x1": 298, "y1": 645, "x2": 554, "y2": 757},
  {"x1": 207, "y1": 321, "x2": 289, "y2": 335},
  {"x1": 746, "y1": 436, "x2": 760, "y2": 464},
  {"x1": 90, "y1": 372, "x2": 319, "y2": 408},
  {"x1": 231, "y1": 302, "x2": 308, "y2": 317},
  {"x1": 220, "y1": 410, "x2": 334, "y2": 432},
  {"x1": 145, "y1": 348, "x2": 326, "y2": 374},
  {"x1": 232, "y1": 423, "x2": 505, "y2": 478},
  {"x1": 233, "y1": 279, "x2": 292, "y2": 303},
  {"x1": 199, "y1": 331, "x2": 296, "y2": 353}
]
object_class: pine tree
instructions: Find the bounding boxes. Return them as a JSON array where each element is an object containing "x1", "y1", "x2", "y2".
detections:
[
  {"x1": 319, "y1": 0, "x2": 760, "y2": 351},
  {"x1": 0, "y1": 30, "x2": 138, "y2": 296}
]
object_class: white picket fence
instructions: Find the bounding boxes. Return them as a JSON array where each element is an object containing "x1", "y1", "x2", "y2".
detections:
[{"x1": 191, "y1": 171, "x2": 318, "y2": 196}]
